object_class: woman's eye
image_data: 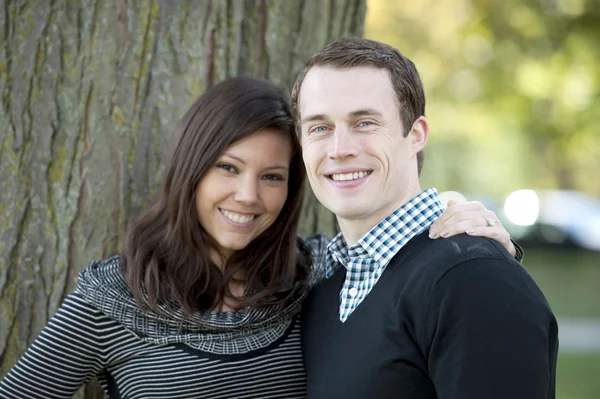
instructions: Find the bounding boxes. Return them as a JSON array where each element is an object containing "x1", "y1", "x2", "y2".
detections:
[
  {"x1": 262, "y1": 174, "x2": 284, "y2": 181},
  {"x1": 216, "y1": 163, "x2": 237, "y2": 173}
]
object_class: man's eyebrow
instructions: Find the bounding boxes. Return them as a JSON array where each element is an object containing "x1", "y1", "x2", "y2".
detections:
[
  {"x1": 301, "y1": 109, "x2": 384, "y2": 125},
  {"x1": 300, "y1": 114, "x2": 328, "y2": 125},
  {"x1": 348, "y1": 108, "x2": 384, "y2": 118}
]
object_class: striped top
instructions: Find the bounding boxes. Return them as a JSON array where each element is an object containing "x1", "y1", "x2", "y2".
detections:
[
  {"x1": 0, "y1": 293, "x2": 306, "y2": 399},
  {"x1": 0, "y1": 234, "x2": 331, "y2": 399}
]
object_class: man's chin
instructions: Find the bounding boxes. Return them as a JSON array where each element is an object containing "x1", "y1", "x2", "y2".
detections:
[{"x1": 325, "y1": 202, "x2": 370, "y2": 221}]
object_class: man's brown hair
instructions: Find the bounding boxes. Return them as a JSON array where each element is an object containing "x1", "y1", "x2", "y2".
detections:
[{"x1": 291, "y1": 37, "x2": 426, "y2": 174}]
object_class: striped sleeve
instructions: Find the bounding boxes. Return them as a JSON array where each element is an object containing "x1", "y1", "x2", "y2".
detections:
[
  {"x1": 0, "y1": 294, "x2": 109, "y2": 398},
  {"x1": 298, "y1": 233, "x2": 330, "y2": 287}
]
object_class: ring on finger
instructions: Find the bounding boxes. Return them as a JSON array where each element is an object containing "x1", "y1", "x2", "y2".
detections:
[{"x1": 484, "y1": 217, "x2": 496, "y2": 227}]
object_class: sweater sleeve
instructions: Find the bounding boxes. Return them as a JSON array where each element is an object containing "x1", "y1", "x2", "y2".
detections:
[
  {"x1": 0, "y1": 293, "x2": 108, "y2": 398},
  {"x1": 422, "y1": 258, "x2": 558, "y2": 399},
  {"x1": 298, "y1": 233, "x2": 331, "y2": 287}
]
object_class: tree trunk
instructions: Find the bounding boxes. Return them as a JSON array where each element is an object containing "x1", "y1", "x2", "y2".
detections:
[{"x1": 0, "y1": 0, "x2": 365, "y2": 397}]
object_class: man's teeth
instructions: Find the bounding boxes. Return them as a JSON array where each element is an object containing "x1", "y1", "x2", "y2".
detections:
[
  {"x1": 221, "y1": 210, "x2": 255, "y2": 223},
  {"x1": 331, "y1": 171, "x2": 370, "y2": 181}
]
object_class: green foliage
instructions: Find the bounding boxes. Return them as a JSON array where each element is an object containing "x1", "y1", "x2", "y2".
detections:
[
  {"x1": 365, "y1": 0, "x2": 600, "y2": 198},
  {"x1": 525, "y1": 248, "x2": 600, "y2": 318},
  {"x1": 557, "y1": 353, "x2": 600, "y2": 399}
]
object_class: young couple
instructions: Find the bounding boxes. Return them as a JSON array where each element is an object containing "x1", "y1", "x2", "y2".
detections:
[{"x1": 0, "y1": 37, "x2": 557, "y2": 399}]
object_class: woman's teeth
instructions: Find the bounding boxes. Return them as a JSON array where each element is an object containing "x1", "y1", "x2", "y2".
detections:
[{"x1": 221, "y1": 209, "x2": 255, "y2": 223}]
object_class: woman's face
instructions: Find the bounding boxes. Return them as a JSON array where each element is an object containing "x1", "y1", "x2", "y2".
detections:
[{"x1": 195, "y1": 128, "x2": 292, "y2": 261}]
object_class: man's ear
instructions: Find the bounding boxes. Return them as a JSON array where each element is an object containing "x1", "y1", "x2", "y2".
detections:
[{"x1": 408, "y1": 116, "x2": 429, "y2": 155}]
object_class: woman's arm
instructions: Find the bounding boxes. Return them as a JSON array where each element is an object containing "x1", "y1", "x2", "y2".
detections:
[
  {"x1": 429, "y1": 200, "x2": 522, "y2": 260},
  {"x1": 0, "y1": 294, "x2": 107, "y2": 398}
]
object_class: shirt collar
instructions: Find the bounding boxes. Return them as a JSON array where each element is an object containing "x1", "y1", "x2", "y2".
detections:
[{"x1": 325, "y1": 188, "x2": 444, "y2": 277}]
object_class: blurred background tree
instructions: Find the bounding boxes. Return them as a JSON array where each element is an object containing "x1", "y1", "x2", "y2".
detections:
[{"x1": 366, "y1": 0, "x2": 599, "y2": 198}]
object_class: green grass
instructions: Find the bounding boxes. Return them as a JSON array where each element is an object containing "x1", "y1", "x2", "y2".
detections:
[
  {"x1": 557, "y1": 353, "x2": 600, "y2": 399},
  {"x1": 520, "y1": 248, "x2": 600, "y2": 398},
  {"x1": 522, "y1": 248, "x2": 600, "y2": 318}
]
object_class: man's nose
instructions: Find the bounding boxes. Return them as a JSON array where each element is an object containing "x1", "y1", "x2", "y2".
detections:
[{"x1": 328, "y1": 127, "x2": 359, "y2": 160}]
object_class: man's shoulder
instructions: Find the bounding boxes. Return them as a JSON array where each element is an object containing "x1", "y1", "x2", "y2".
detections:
[
  {"x1": 414, "y1": 231, "x2": 513, "y2": 265},
  {"x1": 393, "y1": 232, "x2": 520, "y2": 287},
  {"x1": 382, "y1": 233, "x2": 550, "y2": 326}
]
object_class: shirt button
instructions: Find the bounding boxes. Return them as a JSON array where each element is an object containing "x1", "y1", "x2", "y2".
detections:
[{"x1": 349, "y1": 287, "x2": 358, "y2": 297}]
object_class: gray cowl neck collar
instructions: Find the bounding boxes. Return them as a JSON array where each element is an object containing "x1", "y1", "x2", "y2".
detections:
[{"x1": 74, "y1": 256, "x2": 307, "y2": 355}]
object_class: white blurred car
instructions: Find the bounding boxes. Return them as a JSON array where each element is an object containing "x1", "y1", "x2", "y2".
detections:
[{"x1": 503, "y1": 190, "x2": 600, "y2": 252}]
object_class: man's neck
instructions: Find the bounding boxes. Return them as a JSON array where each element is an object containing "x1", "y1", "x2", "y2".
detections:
[{"x1": 337, "y1": 186, "x2": 423, "y2": 247}]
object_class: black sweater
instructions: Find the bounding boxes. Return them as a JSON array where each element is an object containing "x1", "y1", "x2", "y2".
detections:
[{"x1": 301, "y1": 232, "x2": 558, "y2": 399}]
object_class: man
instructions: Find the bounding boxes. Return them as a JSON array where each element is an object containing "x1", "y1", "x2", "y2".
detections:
[{"x1": 293, "y1": 37, "x2": 558, "y2": 398}]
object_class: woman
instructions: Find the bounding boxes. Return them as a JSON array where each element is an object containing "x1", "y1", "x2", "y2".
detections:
[{"x1": 0, "y1": 77, "x2": 519, "y2": 398}]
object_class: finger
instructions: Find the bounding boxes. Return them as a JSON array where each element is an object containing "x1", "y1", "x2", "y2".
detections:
[
  {"x1": 438, "y1": 209, "x2": 498, "y2": 227},
  {"x1": 433, "y1": 219, "x2": 488, "y2": 239},
  {"x1": 431, "y1": 213, "x2": 506, "y2": 239},
  {"x1": 431, "y1": 210, "x2": 499, "y2": 236},
  {"x1": 446, "y1": 199, "x2": 458, "y2": 207},
  {"x1": 435, "y1": 201, "x2": 487, "y2": 226}
]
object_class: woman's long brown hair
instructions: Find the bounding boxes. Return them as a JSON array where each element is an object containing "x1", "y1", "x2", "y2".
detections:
[{"x1": 120, "y1": 77, "x2": 310, "y2": 314}]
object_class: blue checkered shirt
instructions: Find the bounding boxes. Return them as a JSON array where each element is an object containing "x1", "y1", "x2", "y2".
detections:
[{"x1": 325, "y1": 188, "x2": 444, "y2": 322}]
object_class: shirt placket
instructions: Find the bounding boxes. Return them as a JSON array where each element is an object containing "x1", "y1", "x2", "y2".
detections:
[{"x1": 340, "y1": 252, "x2": 371, "y2": 321}]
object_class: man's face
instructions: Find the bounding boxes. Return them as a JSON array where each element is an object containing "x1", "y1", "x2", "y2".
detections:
[{"x1": 298, "y1": 65, "x2": 425, "y2": 235}]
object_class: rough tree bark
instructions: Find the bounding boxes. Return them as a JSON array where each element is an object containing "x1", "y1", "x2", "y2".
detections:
[{"x1": 0, "y1": 0, "x2": 366, "y2": 397}]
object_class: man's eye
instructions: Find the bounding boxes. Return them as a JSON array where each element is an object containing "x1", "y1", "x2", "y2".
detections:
[
  {"x1": 309, "y1": 126, "x2": 329, "y2": 134},
  {"x1": 358, "y1": 121, "x2": 375, "y2": 128},
  {"x1": 216, "y1": 163, "x2": 237, "y2": 173}
]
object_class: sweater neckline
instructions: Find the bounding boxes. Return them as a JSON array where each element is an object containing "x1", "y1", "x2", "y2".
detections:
[{"x1": 74, "y1": 256, "x2": 307, "y2": 355}]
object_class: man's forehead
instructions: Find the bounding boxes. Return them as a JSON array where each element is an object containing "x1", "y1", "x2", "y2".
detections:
[
  {"x1": 301, "y1": 65, "x2": 391, "y2": 90},
  {"x1": 299, "y1": 66, "x2": 396, "y2": 117}
]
